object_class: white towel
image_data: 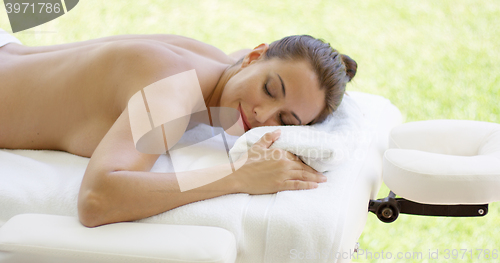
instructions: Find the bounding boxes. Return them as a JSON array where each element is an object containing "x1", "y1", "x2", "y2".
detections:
[
  {"x1": 230, "y1": 126, "x2": 338, "y2": 172},
  {"x1": 139, "y1": 92, "x2": 379, "y2": 263},
  {"x1": 0, "y1": 28, "x2": 22, "y2": 48},
  {"x1": 0, "y1": 150, "x2": 87, "y2": 226}
]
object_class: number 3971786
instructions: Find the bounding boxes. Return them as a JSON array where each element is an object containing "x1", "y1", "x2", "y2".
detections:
[{"x1": 5, "y1": 3, "x2": 62, "y2": 14}]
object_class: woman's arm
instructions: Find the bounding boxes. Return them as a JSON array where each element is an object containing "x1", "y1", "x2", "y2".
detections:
[
  {"x1": 78, "y1": 106, "x2": 240, "y2": 227},
  {"x1": 78, "y1": 106, "x2": 326, "y2": 227}
]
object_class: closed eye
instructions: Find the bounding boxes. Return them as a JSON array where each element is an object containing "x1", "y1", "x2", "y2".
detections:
[
  {"x1": 278, "y1": 113, "x2": 286, "y2": 125},
  {"x1": 263, "y1": 83, "x2": 273, "y2": 97},
  {"x1": 263, "y1": 80, "x2": 288, "y2": 125}
]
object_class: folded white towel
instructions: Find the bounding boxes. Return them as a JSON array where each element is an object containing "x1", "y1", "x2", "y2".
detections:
[
  {"x1": 229, "y1": 126, "x2": 337, "y2": 172},
  {"x1": 0, "y1": 28, "x2": 22, "y2": 48}
]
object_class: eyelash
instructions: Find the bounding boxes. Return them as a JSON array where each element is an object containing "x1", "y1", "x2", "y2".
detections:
[
  {"x1": 263, "y1": 83, "x2": 272, "y2": 97},
  {"x1": 263, "y1": 83, "x2": 286, "y2": 125},
  {"x1": 278, "y1": 113, "x2": 286, "y2": 125}
]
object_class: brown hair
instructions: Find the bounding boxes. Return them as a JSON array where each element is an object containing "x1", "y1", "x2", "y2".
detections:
[{"x1": 263, "y1": 35, "x2": 357, "y2": 124}]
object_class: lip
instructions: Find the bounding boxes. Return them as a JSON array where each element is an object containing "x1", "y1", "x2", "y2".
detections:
[{"x1": 238, "y1": 103, "x2": 251, "y2": 131}]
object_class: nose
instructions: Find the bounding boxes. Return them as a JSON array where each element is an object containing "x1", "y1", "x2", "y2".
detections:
[{"x1": 254, "y1": 104, "x2": 280, "y2": 126}]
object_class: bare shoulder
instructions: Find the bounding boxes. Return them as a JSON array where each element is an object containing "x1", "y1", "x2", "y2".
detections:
[
  {"x1": 78, "y1": 37, "x2": 231, "y2": 171},
  {"x1": 99, "y1": 34, "x2": 234, "y2": 67},
  {"x1": 80, "y1": 37, "x2": 231, "y2": 173},
  {"x1": 98, "y1": 38, "x2": 229, "y2": 110},
  {"x1": 136, "y1": 34, "x2": 235, "y2": 64}
]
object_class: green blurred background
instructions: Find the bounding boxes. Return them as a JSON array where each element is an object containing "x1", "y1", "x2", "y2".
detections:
[{"x1": 1, "y1": 0, "x2": 499, "y2": 262}]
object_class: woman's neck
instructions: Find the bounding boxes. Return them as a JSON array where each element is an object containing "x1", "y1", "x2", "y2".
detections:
[{"x1": 206, "y1": 64, "x2": 240, "y2": 108}]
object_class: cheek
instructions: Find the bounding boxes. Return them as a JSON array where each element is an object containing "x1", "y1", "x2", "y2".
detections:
[
  {"x1": 242, "y1": 83, "x2": 263, "y2": 106},
  {"x1": 219, "y1": 80, "x2": 242, "y2": 107},
  {"x1": 227, "y1": 79, "x2": 254, "y2": 99},
  {"x1": 223, "y1": 68, "x2": 265, "y2": 107}
]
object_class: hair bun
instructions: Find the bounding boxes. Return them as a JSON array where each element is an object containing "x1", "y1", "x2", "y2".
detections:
[{"x1": 341, "y1": 54, "x2": 357, "y2": 82}]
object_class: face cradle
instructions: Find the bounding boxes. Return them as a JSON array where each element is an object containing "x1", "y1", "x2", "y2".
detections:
[{"x1": 219, "y1": 56, "x2": 325, "y2": 132}]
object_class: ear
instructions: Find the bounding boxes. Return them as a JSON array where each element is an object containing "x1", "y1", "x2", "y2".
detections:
[{"x1": 241, "y1": 43, "x2": 269, "y2": 68}]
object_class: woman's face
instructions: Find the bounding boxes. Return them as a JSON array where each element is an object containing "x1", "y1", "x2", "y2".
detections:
[{"x1": 219, "y1": 45, "x2": 325, "y2": 132}]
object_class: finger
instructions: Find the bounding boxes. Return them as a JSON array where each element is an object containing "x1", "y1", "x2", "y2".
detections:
[
  {"x1": 282, "y1": 180, "x2": 318, "y2": 191},
  {"x1": 263, "y1": 148, "x2": 293, "y2": 161},
  {"x1": 288, "y1": 169, "x2": 327, "y2": 183},
  {"x1": 253, "y1": 129, "x2": 281, "y2": 149},
  {"x1": 283, "y1": 150, "x2": 300, "y2": 161},
  {"x1": 290, "y1": 159, "x2": 323, "y2": 175}
]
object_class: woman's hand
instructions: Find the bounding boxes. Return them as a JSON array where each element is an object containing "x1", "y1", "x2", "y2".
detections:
[{"x1": 230, "y1": 129, "x2": 327, "y2": 195}]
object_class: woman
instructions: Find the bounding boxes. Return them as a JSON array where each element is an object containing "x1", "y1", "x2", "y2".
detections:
[{"x1": 0, "y1": 33, "x2": 357, "y2": 227}]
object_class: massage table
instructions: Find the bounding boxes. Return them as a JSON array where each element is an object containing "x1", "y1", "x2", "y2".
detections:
[
  {"x1": 0, "y1": 90, "x2": 406, "y2": 263},
  {"x1": 4, "y1": 28, "x2": 499, "y2": 263}
]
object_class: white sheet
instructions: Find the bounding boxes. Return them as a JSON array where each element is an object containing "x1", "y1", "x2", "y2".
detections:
[
  {"x1": 0, "y1": 91, "x2": 401, "y2": 263},
  {"x1": 0, "y1": 28, "x2": 22, "y2": 48}
]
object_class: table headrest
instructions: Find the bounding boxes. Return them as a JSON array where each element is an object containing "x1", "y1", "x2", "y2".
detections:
[{"x1": 383, "y1": 120, "x2": 500, "y2": 204}]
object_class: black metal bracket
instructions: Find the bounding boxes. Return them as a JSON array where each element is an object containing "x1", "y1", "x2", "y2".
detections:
[{"x1": 368, "y1": 191, "x2": 489, "y2": 223}]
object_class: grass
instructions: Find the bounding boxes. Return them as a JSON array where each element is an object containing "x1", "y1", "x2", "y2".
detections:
[{"x1": 1, "y1": 0, "x2": 499, "y2": 262}]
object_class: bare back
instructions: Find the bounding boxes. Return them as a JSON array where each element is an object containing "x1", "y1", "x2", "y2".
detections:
[{"x1": 0, "y1": 35, "x2": 234, "y2": 157}]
